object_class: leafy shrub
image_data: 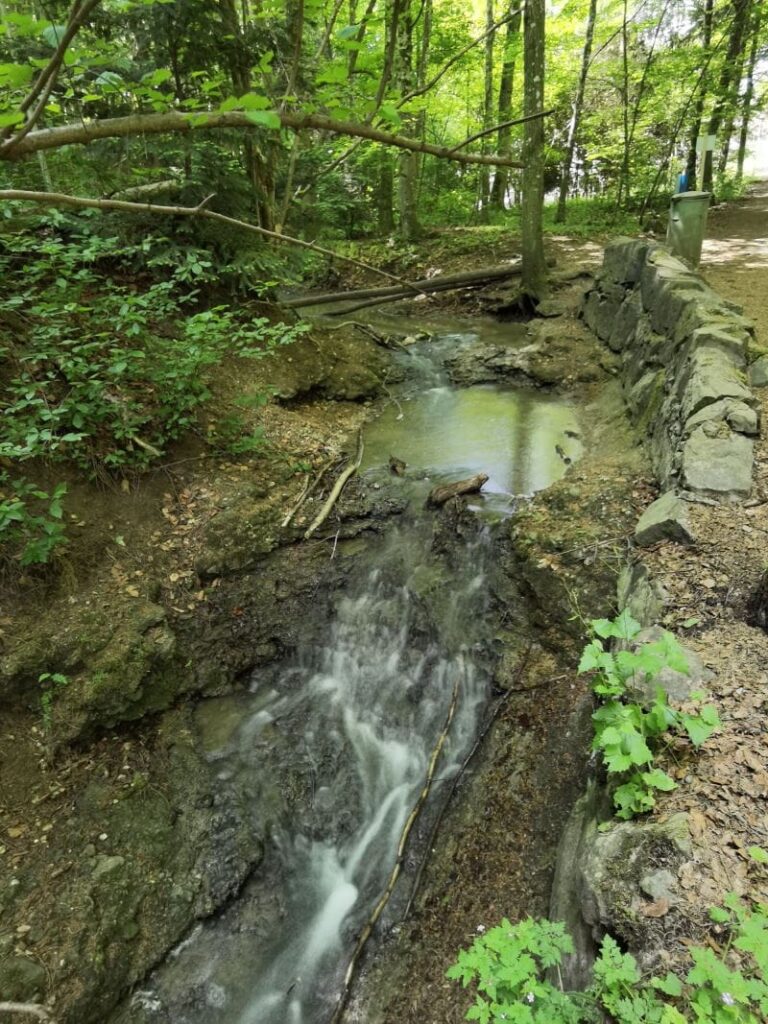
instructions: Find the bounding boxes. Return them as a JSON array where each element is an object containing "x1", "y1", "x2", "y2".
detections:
[
  {"x1": 579, "y1": 611, "x2": 720, "y2": 819},
  {"x1": 448, "y1": 904, "x2": 768, "y2": 1023},
  {"x1": 0, "y1": 227, "x2": 309, "y2": 473},
  {"x1": 0, "y1": 473, "x2": 67, "y2": 566}
]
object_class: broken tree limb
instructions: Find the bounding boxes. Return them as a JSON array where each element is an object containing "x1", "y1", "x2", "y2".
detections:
[
  {"x1": 448, "y1": 109, "x2": 555, "y2": 154},
  {"x1": 0, "y1": 191, "x2": 425, "y2": 293},
  {"x1": 285, "y1": 261, "x2": 522, "y2": 309},
  {"x1": 304, "y1": 432, "x2": 364, "y2": 540},
  {"x1": 402, "y1": 645, "x2": 533, "y2": 921},
  {"x1": 0, "y1": 1004, "x2": 53, "y2": 1022},
  {"x1": 1, "y1": 110, "x2": 525, "y2": 169},
  {"x1": 330, "y1": 677, "x2": 460, "y2": 1024},
  {"x1": 427, "y1": 473, "x2": 489, "y2": 508}
]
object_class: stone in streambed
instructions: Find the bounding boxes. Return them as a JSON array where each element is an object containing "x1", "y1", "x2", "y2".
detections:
[
  {"x1": 749, "y1": 355, "x2": 768, "y2": 388},
  {"x1": 681, "y1": 427, "x2": 753, "y2": 500},
  {"x1": 634, "y1": 492, "x2": 695, "y2": 547}
]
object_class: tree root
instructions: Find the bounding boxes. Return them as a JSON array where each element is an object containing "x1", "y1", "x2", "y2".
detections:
[{"x1": 303, "y1": 432, "x2": 364, "y2": 540}]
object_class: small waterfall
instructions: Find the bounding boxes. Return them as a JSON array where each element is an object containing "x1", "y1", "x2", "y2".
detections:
[{"x1": 129, "y1": 524, "x2": 492, "y2": 1024}]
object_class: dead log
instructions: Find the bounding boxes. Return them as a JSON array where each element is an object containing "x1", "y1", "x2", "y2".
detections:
[
  {"x1": 284, "y1": 262, "x2": 522, "y2": 310},
  {"x1": 427, "y1": 473, "x2": 489, "y2": 508}
]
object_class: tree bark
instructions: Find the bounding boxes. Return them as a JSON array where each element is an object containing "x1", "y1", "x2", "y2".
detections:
[
  {"x1": 427, "y1": 474, "x2": 489, "y2": 508},
  {"x1": 2, "y1": 110, "x2": 524, "y2": 168},
  {"x1": 521, "y1": 0, "x2": 546, "y2": 299},
  {"x1": 702, "y1": 0, "x2": 750, "y2": 193},
  {"x1": 377, "y1": 149, "x2": 395, "y2": 233},
  {"x1": 554, "y1": 0, "x2": 596, "y2": 223},
  {"x1": 736, "y1": 5, "x2": 762, "y2": 180},
  {"x1": 489, "y1": 4, "x2": 521, "y2": 210},
  {"x1": 479, "y1": 0, "x2": 496, "y2": 218},
  {"x1": 396, "y1": 0, "x2": 420, "y2": 240},
  {"x1": 685, "y1": 0, "x2": 714, "y2": 188}
]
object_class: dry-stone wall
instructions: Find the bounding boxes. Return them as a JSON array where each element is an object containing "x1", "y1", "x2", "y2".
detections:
[{"x1": 583, "y1": 239, "x2": 760, "y2": 505}]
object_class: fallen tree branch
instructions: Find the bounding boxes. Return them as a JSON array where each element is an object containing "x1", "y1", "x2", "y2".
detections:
[
  {"x1": 331, "y1": 677, "x2": 460, "y2": 1024},
  {"x1": 285, "y1": 261, "x2": 522, "y2": 309},
  {"x1": 448, "y1": 109, "x2": 555, "y2": 154},
  {"x1": 0, "y1": 190, "x2": 425, "y2": 293},
  {"x1": 2, "y1": 110, "x2": 525, "y2": 169},
  {"x1": 0, "y1": 1003, "x2": 53, "y2": 1022},
  {"x1": 427, "y1": 473, "x2": 489, "y2": 508},
  {"x1": 402, "y1": 645, "x2": 533, "y2": 921},
  {"x1": 281, "y1": 457, "x2": 336, "y2": 528},
  {"x1": 304, "y1": 432, "x2": 364, "y2": 540}
]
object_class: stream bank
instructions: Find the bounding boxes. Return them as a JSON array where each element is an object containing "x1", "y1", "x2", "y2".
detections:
[{"x1": 0, "y1": 271, "x2": 647, "y2": 1023}]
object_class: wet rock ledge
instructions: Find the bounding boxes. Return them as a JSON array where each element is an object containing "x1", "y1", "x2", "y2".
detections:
[{"x1": 583, "y1": 238, "x2": 760, "y2": 502}]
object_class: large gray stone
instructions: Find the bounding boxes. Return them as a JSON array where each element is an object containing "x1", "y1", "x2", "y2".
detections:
[
  {"x1": 634, "y1": 491, "x2": 695, "y2": 547},
  {"x1": 625, "y1": 626, "x2": 712, "y2": 703},
  {"x1": 684, "y1": 398, "x2": 760, "y2": 437},
  {"x1": 617, "y1": 562, "x2": 668, "y2": 627},
  {"x1": 749, "y1": 355, "x2": 768, "y2": 388},
  {"x1": 676, "y1": 347, "x2": 755, "y2": 421},
  {"x1": 681, "y1": 426, "x2": 753, "y2": 499},
  {"x1": 684, "y1": 325, "x2": 749, "y2": 368},
  {"x1": 648, "y1": 285, "x2": 710, "y2": 337},
  {"x1": 602, "y1": 238, "x2": 655, "y2": 286},
  {"x1": 607, "y1": 291, "x2": 643, "y2": 352},
  {"x1": 583, "y1": 289, "x2": 622, "y2": 342}
]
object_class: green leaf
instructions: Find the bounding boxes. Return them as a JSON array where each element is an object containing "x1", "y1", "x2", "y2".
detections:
[
  {"x1": 0, "y1": 110, "x2": 24, "y2": 128},
  {"x1": 641, "y1": 768, "x2": 677, "y2": 792},
  {"x1": 0, "y1": 63, "x2": 34, "y2": 87},
  {"x1": 245, "y1": 110, "x2": 281, "y2": 129},
  {"x1": 652, "y1": 972, "x2": 683, "y2": 997},
  {"x1": 336, "y1": 23, "x2": 360, "y2": 39},
  {"x1": 709, "y1": 906, "x2": 730, "y2": 923},
  {"x1": 41, "y1": 24, "x2": 66, "y2": 47},
  {"x1": 748, "y1": 846, "x2": 768, "y2": 864}
]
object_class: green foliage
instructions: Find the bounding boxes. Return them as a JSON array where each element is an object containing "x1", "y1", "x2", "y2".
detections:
[
  {"x1": 0, "y1": 472, "x2": 68, "y2": 566},
  {"x1": 0, "y1": 226, "x2": 309, "y2": 474},
  {"x1": 579, "y1": 612, "x2": 720, "y2": 819},
  {"x1": 39, "y1": 671, "x2": 70, "y2": 732},
  {"x1": 448, "y1": 902, "x2": 768, "y2": 1024}
]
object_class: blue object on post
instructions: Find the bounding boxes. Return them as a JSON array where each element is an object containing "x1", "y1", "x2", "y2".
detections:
[{"x1": 677, "y1": 172, "x2": 689, "y2": 194}]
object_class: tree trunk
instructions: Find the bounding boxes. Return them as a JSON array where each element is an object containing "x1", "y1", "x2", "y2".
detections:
[
  {"x1": 702, "y1": 0, "x2": 750, "y2": 193},
  {"x1": 479, "y1": 0, "x2": 495, "y2": 218},
  {"x1": 521, "y1": 0, "x2": 546, "y2": 299},
  {"x1": 685, "y1": 0, "x2": 714, "y2": 189},
  {"x1": 554, "y1": 0, "x2": 596, "y2": 223},
  {"x1": 396, "y1": 0, "x2": 420, "y2": 240},
  {"x1": 378, "y1": 150, "x2": 395, "y2": 233},
  {"x1": 489, "y1": 4, "x2": 521, "y2": 210},
  {"x1": 617, "y1": 0, "x2": 631, "y2": 209},
  {"x1": 736, "y1": 5, "x2": 762, "y2": 180}
]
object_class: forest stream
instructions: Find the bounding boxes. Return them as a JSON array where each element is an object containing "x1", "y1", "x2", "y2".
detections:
[{"x1": 110, "y1": 324, "x2": 584, "y2": 1024}]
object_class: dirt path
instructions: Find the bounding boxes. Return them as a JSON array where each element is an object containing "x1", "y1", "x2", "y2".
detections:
[{"x1": 703, "y1": 181, "x2": 768, "y2": 341}]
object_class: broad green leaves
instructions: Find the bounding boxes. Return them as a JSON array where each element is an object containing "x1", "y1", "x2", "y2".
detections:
[{"x1": 580, "y1": 613, "x2": 719, "y2": 819}]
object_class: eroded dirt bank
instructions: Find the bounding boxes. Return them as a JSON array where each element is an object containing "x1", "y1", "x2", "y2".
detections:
[{"x1": 0, "y1": 257, "x2": 652, "y2": 1023}]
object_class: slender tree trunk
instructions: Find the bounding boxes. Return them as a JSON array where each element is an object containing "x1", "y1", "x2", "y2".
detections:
[
  {"x1": 396, "y1": 0, "x2": 420, "y2": 239},
  {"x1": 219, "y1": 0, "x2": 276, "y2": 230},
  {"x1": 554, "y1": 0, "x2": 597, "y2": 222},
  {"x1": 617, "y1": 0, "x2": 631, "y2": 208},
  {"x1": 521, "y1": 0, "x2": 546, "y2": 298},
  {"x1": 685, "y1": 0, "x2": 714, "y2": 188},
  {"x1": 378, "y1": 150, "x2": 396, "y2": 233},
  {"x1": 414, "y1": 0, "x2": 432, "y2": 204},
  {"x1": 489, "y1": 4, "x2": 522, "y2": 210},
  {"x1": 736, "y1": 5, "x2": 762, "y2": 180},
  {"x1": 479, "y1": 0, "x2": 495, "y2": 218},
  {"x1": 702, "y1": 0, "x2": 750, "y2": 193}
]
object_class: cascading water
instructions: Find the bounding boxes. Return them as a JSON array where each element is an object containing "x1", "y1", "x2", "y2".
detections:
[
  {"x1": 120, "y1": 325, "x2": 582, "y2": 1024},
  {"x1": 127, "y1": 523, "x2": 492, "y2": 1024}
]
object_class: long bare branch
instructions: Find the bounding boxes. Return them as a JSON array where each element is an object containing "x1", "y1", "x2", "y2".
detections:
[
  {"x1": 448, "y1": 109, "x2": 554, "y2": 154},
  {"x1": 0, "y1": 190, "x2": 428, "y2": 291},
  {"x1": 1, "y1": 109, "x2": 524, "y2": 168},
  {"x1": 1, "y1": 0, "x2": 102, "y2": 151},
  {"x1": 399, "y1": 8, "x2": 521, "y2": 107}
]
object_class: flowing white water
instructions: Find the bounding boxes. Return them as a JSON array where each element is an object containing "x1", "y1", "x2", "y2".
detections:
[
  {"x1": 120, "y1": 331, "x2": 583, "y2": 1024},
  {"x1": 127, "y1": 525, "x2": 492, "y2": 1024}
]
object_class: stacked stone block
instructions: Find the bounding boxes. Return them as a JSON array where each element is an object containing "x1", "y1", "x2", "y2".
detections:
[{"x1": 583, "y1": 238, "x2": 759, "y2": 502}]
